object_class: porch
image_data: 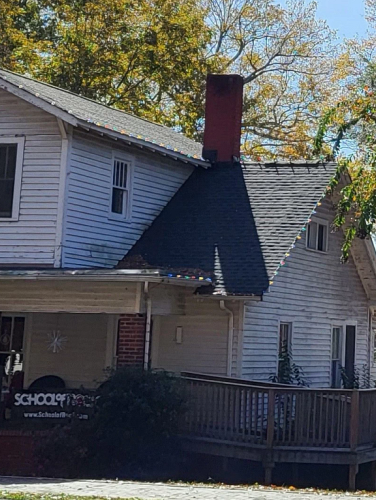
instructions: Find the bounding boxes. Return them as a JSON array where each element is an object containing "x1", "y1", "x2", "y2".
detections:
[{"x1": 180, "y1": 372, "x2": 376, "y2": 490}]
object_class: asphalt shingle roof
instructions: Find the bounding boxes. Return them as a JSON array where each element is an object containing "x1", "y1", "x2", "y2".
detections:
[
  {"x1": 119, "y1": 161, "x2": 338, "y2": 295},
  {"x1": 0, "y1": 69, "x2": 203, "y2": 160}
]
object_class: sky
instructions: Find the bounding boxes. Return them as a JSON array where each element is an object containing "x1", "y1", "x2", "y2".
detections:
[
  {"x1": 314, "y1": 0, "x2": 367, "y2": 38},
  {"x1": 280, "y1": 0, "x2": 368, "y2": 39}
]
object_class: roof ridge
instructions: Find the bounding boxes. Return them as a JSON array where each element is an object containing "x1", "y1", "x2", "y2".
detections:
[{"x1": 0, "y1": 67, "x2": 186, "y2": 134}]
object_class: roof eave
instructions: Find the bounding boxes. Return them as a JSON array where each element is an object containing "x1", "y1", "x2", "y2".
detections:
[
  {"x1": 0, "y1": 76, "x2": 208, "y2": 168},
  {"x1": 77, "y1": 122, "x2": 208, "y2": 168},
  {"x1": 0, "y1": 268, "x2": 212, "y2": 287}
]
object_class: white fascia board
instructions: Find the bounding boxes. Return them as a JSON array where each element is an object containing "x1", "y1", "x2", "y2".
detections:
[{"x1": 81, "y1": 123, "x2": 208, "y2": 168}]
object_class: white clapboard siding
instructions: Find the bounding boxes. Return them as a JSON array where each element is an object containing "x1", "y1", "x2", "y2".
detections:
[
  {"x1": 242, "y1": 199, "x2": 370, "y2": 388},
  {"x1": 63, "y1": 131, "x2": 194, "y2": 267},
  {"x1": 0, "y1": 89, "x2": 62, "y2": 264},
  {"x1": 26, "y1": 313, "x2": 109, "y2": 388},
  {"x1": 0, "y1": 280, "x2": 138, "y2": 314},
  {"x1": 152, "y1": 297, "x2": 239, "y2": 376}
]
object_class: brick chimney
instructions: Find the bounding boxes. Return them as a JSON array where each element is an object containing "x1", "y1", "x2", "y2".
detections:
[{"x1": 202, "y1": 74, "x2": 243, "y2": 163}]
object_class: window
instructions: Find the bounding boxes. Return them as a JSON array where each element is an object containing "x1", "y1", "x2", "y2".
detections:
[
  {"x1": 307, "y1": 220, "x2": 328, "y2": 252},
  {"x1": 0, "y1": 316, "x2": 25, "y2": 394},
  {"x1": 331, "y1": 326, "x2": 342, "y2": 388},
  {"x1": 110, "y1": 156, "x2": 131, "y2": 219},
  {"x1": 279, "y1": 322, "x2": 292, "y2": 358},
  {"x1": 278, "y1": 322, "x2": 292, "y2": 379},
  {"x1": 0, "y1": 138, "x2": 24, "y2": 220}
]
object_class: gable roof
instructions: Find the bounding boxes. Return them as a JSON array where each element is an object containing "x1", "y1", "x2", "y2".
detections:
[
  {"x1": 0, "y1": 69, "x2": 204, "y2": 165},
  {"x1": 118, "y1": 161, "x2": 338, "y2": 296}
]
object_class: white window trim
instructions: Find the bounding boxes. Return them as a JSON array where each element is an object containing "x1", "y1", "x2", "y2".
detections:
[
  {"x1": 306, "y1": 216, "x2": 329, "y2": 253},
  {"x1": 108, "y1": 150, "x2": 133, "y2": 222},
  {"x1": 0, "y1": 137, "x2": 25, "y2": 221}
]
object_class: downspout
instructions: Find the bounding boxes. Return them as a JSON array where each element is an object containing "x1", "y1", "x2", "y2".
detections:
[
  {"x1": 220, "y1": 300, "x2": 234, "y2": 376},
  {"x1": 144, "y1": 281, "x2": 152, "y2": 370}
]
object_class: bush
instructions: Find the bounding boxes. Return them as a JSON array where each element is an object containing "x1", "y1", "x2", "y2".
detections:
[{"x1": 36, "y1": 368, "x2": 187, "y2": 479}]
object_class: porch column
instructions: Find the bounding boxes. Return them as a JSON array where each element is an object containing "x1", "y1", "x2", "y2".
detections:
[{"x1": 116, "y1": 314, "x2": 146, "y2": 367}]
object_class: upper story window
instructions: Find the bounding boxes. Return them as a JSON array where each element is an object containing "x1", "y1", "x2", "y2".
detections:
[
  {"x1": 306, "y1": 219, "x2": 328, "y2": 252},
  {"x1": 0, "y1": 137, "x2": 24, "y2": 221},
  {"x1": 110, "y1": 153, "x2": 132, "y2": 220}
]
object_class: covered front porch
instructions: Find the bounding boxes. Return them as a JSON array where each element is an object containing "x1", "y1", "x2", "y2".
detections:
[{"x1": 0, "y1": 270, "x2": 238, "y2": 414}]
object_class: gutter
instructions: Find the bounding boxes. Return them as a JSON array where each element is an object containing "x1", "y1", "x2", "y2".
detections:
[
  {"x1": 144, "y1": 282, "x2": 152, "y2": 370},
  {"x1": 220, "y1": 300, "x2": 234, "y2": 377}
]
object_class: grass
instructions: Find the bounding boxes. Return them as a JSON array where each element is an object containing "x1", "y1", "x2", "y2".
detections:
[{"x1": 0, "y1": 494, "x2": 144, "y2": 500}]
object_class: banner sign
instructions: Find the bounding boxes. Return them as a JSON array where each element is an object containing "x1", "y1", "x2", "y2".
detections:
[{"x1": 11, "y1": 390, "x2": 98, "y2": 421}]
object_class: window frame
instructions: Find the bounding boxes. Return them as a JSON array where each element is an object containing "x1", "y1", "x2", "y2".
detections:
[
  {"x1": 306, "y1": 217, "x2": 329, "y2": 253},
  {"x1": 0, "y1": 137, "x2": 24, "y2": 221},
  {"x1": 108, "y1": 150, "x2": 133, "y2": 222}
]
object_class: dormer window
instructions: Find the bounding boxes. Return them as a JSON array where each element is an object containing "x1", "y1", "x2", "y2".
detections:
[
  {"x1": 306, "y1": 219, "x2": 328, "y2": 252},
  {"x1": 0, "y1": 137, "x2": 24, "y2": 220},
  {"x1": 110, "y1": 153, "x2": 132, "y2": 220}
]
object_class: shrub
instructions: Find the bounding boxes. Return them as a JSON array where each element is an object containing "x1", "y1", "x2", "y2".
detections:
[{"x1": 36, "y1": 368, "x2": 187, "y2": 479}]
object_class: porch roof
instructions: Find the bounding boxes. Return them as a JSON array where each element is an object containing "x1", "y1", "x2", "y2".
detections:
[{"x1": 0, "y1": 268, "x2": 212, "y2": 287}]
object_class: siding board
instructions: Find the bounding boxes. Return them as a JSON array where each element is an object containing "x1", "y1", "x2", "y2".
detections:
[
  {"x1": 63, "y1": 131, "x2": 193, "y2": 268},
  {"x1": 152, "y1": 296, "x2": 240, "y2": 376},
  {"x1": 242, "y1": 200, "x2": 371, "y2": 388},
  {"x1": 0, "y1": 89, "x2": 62, "y2": 265}
]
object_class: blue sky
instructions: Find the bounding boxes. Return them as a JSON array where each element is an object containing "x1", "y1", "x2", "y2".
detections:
[
  {"x1": 314, "y1": 0, "x2": 367, "y2": 38},
  {"x1": 280, "y1": 0, "x2": 367, "y2": 38}
]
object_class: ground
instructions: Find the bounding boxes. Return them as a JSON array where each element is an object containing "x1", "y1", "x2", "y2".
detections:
[{"x1": 0, "y1": 478, "x2": 375, "y2": 500}]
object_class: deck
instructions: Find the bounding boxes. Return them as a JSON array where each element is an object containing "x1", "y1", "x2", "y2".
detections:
[{"x1": 180, "y1": 373, "x2": 376, "y2": 490}]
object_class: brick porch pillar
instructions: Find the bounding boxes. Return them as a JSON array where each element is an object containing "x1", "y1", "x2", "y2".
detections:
[{"x1": 116, "y1": 314, "x2": 146, "y2": 367}]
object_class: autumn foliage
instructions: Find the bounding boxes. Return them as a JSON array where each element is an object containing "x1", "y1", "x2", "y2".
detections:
[{"x1": 1, "y1": 0, "x2": 338, "y2": 158}]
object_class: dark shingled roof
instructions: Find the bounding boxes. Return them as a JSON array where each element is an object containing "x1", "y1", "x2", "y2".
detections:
[
  {"x1": 118, "y1": 161, "x2": 338, "y2": 295},
  {"x1": 0, "y1": 69, "x2": 203, "y2": 160}
]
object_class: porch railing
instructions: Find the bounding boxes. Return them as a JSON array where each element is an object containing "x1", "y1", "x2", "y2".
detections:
[{"x1": 180, "y1": 373, "x2": 376, "y2": 451}]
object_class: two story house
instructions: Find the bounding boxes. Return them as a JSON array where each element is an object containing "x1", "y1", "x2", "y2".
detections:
[
  {"x1": 3, "y1": 70, "x2": 376, "y2": 486},
  {"x1": 0, "y1": 69, "x2": 376, "y2": 395}
]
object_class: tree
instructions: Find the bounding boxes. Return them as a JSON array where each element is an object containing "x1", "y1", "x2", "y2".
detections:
[
  {"x1": 0, "y1": 0, "x2": 43, "y2": 72},
  {"x1": 1, "y1": 0, "x2": 339, "y2": 156},
  {"x1": 313, "y1": 0, "x2": 376, "y2": 261},
  {"x1": 25, "y1": 0, "x2": 215, "y2": 139},
  {"x1": 205, "y1": 0, "x2": 338, "y2": 158}
]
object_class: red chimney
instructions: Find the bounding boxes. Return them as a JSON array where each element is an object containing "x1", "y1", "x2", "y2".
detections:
[{"x1": 202, "y1": 74, "x2": 243, "y2": 163}]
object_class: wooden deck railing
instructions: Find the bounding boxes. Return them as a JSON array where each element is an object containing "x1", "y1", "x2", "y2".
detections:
[{"x1": 181, "y1": 373, "x2": 376, "y2": 451}]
